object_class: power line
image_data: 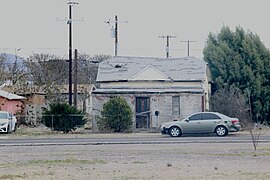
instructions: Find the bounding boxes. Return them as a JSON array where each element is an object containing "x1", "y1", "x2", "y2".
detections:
[{"x1": 159, "y1": 35, "x2": 176, "y2": 58}]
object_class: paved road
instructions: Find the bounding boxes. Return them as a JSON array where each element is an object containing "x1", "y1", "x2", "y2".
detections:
[{"x1": 0, "y1": 133, "x2": 269, "y2": 146}]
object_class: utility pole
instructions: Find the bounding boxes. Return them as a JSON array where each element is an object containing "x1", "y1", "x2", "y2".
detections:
[
  {"x1": 180, "y1": 40, "x2": 196, "y2": 57},
  {"x1": 159, "y1": 35, "x2": 176, "y2": 58},
  {"x1": 67, "y1": 1, "x2": 79, "y2": 105},
  {"x1": 58, "y1": 1, "x2": 82, "y2": 105},
  {"x1": 105, "y1": 15, "x2": 128, "y2": 56},
  {"x1": 115, "y1": 15, "x2": 118, "y2": 56},
  {"x1": 73, "y1": 49, "x2": 78, "y2": 108}
]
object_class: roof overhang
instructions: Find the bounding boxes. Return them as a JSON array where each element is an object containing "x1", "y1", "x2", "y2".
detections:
[
  {"x1": 0, "y1": 90, "x2": 25, "y2": 100},
  {"x1": 96, "y1": 79, "x2": 203, "y2": 83},
  {"x1": 93, "y1": 88, "x2": 204, "y2": 94}
]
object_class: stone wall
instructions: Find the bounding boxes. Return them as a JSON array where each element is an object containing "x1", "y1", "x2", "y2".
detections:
[{"x1": 92, "y1": 93, "x2": 203, "y2": 130}]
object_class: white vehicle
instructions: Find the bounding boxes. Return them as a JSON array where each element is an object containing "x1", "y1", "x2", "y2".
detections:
[{"x1": 0, "y1": 111, "x2": 17, "y2": 133}]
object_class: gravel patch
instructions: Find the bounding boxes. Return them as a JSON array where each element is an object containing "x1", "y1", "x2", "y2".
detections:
[{"x1": 0, "y1": 142, "x2": 270, "y2": 179}]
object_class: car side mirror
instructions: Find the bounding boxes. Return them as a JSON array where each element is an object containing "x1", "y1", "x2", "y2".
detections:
[{"x1": 185, "y1": 119, "x2": 189, "y2": 122}]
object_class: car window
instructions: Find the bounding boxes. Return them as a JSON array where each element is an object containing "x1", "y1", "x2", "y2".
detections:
[
  {"x1": 188, "y1": 114, "x2": 202, "y2": 121},
  {"x1": 202, "y1": 113, "x2": 221, "y2": 120},
  {"x1": 0, "y1": 112, "x2": 8, "y2": 119}
]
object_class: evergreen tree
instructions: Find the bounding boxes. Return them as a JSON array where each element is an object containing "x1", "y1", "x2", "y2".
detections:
[
  {"x1": 42, "y1": 103, "x2": 86, "y2": 133},
  {"x1": 204, "y1": 26, "x2": 270, "y2": 123},
  {"x1": 97, "y1": 96, "x2": 132, "y2": 132}
]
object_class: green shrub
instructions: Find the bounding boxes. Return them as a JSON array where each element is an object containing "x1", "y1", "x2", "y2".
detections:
[
  {"x1": 97, "y1": 96, "x2": 132, "y2": 132},
  {"x1": 42, "y1": 103, "x2": 86, "y2": 133}
]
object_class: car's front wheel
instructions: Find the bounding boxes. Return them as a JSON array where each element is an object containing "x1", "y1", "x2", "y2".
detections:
[
  {"x1": 215, "y1": 126, "x2": 228, "y2": 137},
  {"x1": 5, "y1": 125, "x2": 10, "y2": 134},
  {"x1": 169, "y1": 126, "x2": 182, "y2": 137}
]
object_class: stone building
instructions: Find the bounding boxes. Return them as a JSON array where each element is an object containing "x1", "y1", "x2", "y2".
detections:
[{"x1": 92, "y1": 56, "x2": 211, "y2": 130}]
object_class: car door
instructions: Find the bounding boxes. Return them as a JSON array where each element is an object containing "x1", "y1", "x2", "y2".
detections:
[
  {"x1": 200, "y1": 113, "x2": 221, "y2": 132},
  {"x1": 181, "y1": 113, "x2": 202, "y2": 133}
]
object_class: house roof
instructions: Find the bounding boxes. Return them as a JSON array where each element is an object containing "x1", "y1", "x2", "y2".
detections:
[
  {"x1": 0, "y1": 90, "x2": 25, "y2": 100},
  {"x1": 96, "y1": 56, "x2": 208, "y2": 82}
]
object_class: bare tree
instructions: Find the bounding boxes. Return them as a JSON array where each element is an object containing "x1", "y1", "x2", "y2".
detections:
[
  {"x1": 25, "y1": 53, "x2": 68, "y2": 85},
  {"x1": 24, "y1": 53, "x2": 69, "y2": 101},
  {"x1": 210, "y1": 86, "x2": 261, "y2": 151},
  {"x1": 0, "y1": 53, "x2": 28, "y2": 92},
  {"x1": 0, "y1": 55, "x2": 6, "y2": 85},
  {"x1": 77, "y1": 54, "x2": 111, "y2": 84},
  {"x1": 210, "y1": 86, "x2": 249, "y2": 122},
  {"x1": 9, "y1": 55, "x2": 26, "y2": 85},
  {"x1": 23, "y1": 53, "x2": 110, "y2": 101},
  {"x1": 245, "y1": 89, "x2": 261, "y2": 152}
]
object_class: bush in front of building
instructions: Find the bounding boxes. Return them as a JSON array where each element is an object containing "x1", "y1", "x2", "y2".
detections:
[
  {"x1": 97, "y1": 96, "x2": 132, "y2": 132},
  {"x1": 42, "y1": 102, "x2": 86, "y2": 133}
]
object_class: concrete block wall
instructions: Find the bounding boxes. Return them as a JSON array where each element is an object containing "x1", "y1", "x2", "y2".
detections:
[
  {"x1": 150, "y1": 94, "x2": 202, "y2": 127},
  {"x1": 92, "y1": 93, "x2": 203, "y2": 130}
]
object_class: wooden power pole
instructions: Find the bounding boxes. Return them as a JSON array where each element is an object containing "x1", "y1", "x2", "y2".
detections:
[
  {"x1": 58, "y1": 0, "x2": 82, "y2": 105},
  {"x1": 159, "y1": 35, "x2": 176, "y2": 58},
  {"x1": 73, "y1": 49, "x2": 78, "y2": 107},
  {"x1": 67, "y1": 1, "x2": 78, "y2": 105},
  {"x1": 105, "y1": 15, "x2": 128, "y2": 56},
  {"x1": 180, "y1": 40, "x2": 196, "y2": 57}
]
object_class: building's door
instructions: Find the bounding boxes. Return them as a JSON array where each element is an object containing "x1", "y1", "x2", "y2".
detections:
[{"x1": 136, "y1": 97, "x2": 150, "y2": 128}]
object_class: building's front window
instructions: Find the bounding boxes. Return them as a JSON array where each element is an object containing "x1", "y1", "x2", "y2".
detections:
[{"x1": 172, "y1": 96, "x2": 180, "y2": 115}]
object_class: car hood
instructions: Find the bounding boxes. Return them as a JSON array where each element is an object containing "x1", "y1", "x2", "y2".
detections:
[{"x1": 0, "y1": 119, "x2": 9, "y2": 123}]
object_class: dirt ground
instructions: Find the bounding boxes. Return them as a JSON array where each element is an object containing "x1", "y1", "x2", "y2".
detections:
[{"x1": 0, "y1": 138, "x2": 270, "y2": 180}]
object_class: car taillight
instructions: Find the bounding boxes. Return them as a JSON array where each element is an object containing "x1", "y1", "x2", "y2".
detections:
[{"x1": 231, "y1": 119, "x2": 239, "y2": 124}]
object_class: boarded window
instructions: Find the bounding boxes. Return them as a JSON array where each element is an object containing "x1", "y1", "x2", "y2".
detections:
[{"x1": 172, "y1": 96, "x2": 180, "y2": 115}]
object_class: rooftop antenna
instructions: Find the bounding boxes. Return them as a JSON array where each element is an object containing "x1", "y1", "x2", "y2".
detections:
[
  {"x1": 57, "y1": 0, "x2": 83, "y2": 105},
  {"x1": 105, "y1": 15, "x2": 128, "y2": 56},
  {"x1": 159, "y1": 35, "x2": 177, "y2": 58}
]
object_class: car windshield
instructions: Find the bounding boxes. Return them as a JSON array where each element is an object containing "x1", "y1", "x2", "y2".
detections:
[{"x1": 0, "y1": 112, "x2": 8, "y2": 119}]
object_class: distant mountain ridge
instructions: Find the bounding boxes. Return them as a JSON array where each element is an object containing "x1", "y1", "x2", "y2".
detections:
[{"x1": 0, "y1": 53, "x2": 26, "y2": 70}]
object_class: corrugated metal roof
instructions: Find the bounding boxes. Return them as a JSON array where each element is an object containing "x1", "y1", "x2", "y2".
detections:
[
  {"x1": 0, "y1": 90, "x2": 25, "y2": 100},
  {"x1": 96, "y1": 56, "x2": 207, "y2": 82}
]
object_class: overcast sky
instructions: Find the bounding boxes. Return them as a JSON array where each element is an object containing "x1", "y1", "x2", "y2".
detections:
[{"x1": 1, "y1": 0, "x2": 270, "y2": 59}]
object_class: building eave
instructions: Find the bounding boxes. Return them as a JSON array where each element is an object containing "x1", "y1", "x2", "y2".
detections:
[
  {"x1": 96, "y1": 79, "x2": 203, "y2": 83},
  {"x1": 93, "y1": 88, "x2": 204, "y2": 95}
]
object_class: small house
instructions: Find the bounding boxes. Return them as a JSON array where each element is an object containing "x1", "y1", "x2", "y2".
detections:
[{"x1": 92, "y1": 56, "x2": 211, "y2": 130}]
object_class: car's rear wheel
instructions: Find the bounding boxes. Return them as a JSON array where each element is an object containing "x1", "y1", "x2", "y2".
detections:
[
  {"x1": 215, "y1": 126, "x2": 228, "y2": 137},
  {"x1": 169, "y1": 126, "x2": 182, "y2": 137}
]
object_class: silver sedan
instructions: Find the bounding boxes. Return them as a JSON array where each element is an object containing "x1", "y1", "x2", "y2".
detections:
[{"x1": 160, "y1": 112, "x2": 241, "y2": 137}]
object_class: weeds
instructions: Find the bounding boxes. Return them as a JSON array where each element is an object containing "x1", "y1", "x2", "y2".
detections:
[
  {"x1": 28, "y1": 158, "x2": 106, "y2": 165},
  {"x1": 0, "y1": 174, "x2": 27, "y2": 179}
]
